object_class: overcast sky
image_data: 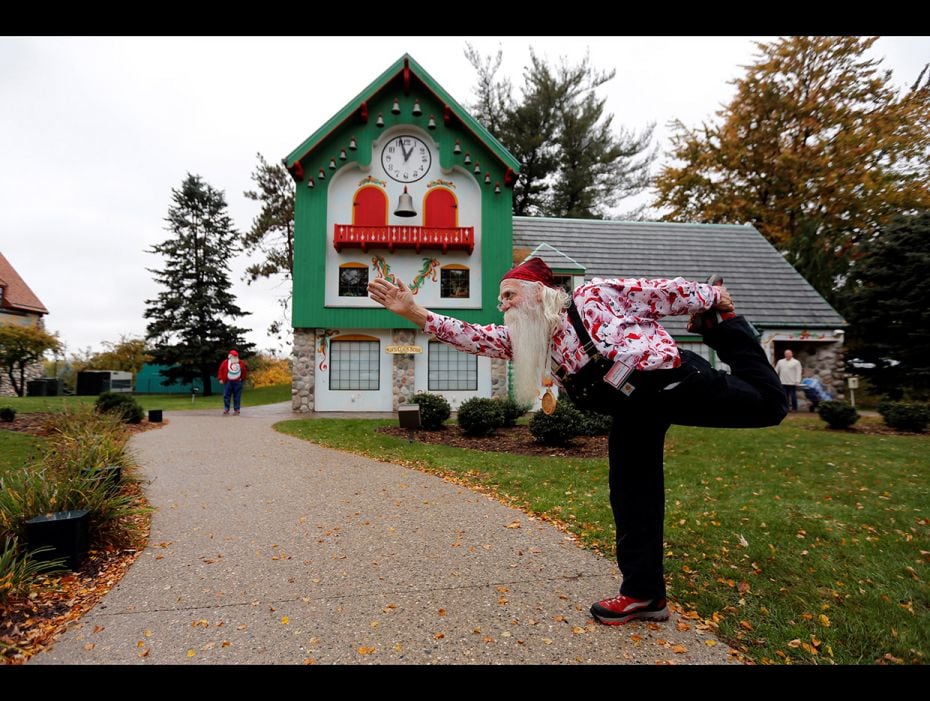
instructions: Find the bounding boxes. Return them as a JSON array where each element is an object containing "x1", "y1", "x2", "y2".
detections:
[{"x1": 1, "y1": 36, "x2": 927, "y2": 357}]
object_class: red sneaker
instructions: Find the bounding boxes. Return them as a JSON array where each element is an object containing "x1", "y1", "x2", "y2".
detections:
[{"x1": 590, "y1": 594, "x2": 670, "y2": 625}]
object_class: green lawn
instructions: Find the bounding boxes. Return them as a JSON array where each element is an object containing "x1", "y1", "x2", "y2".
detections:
[
  {"x1": 0, "y1": 384, "x2": 291, "y2": 414},
  {"x1": 274, "y1": 413, "x2": 929, "y2": 665}
]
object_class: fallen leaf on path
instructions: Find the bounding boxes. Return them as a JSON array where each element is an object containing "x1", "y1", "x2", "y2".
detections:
[{"x1": 357, "y1": 646, "x2": 375, "y2": 655}]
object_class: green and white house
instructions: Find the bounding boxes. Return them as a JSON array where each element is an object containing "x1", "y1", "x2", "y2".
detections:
[
  {"x1": 287, "y1": 55, "x2": 519, "y2": 412},
  {"x1": 287, "y1": 55, "x2": 847, "y2": 413}
]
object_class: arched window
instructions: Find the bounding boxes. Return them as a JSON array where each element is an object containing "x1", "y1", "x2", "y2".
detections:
[
  {"x1": 423, "y1": 188, "x2": 457, "y2": 228},
  {"x1": 353, "y1": 186, "x2": 388, "y2": 226}
]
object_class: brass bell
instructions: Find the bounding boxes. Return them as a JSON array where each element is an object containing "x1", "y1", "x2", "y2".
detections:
[{"x1": 394, "y1": 186, "x2": 417, "y2": 218}]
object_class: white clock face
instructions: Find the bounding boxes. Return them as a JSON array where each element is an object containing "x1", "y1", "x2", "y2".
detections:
[{"x1": 381, "y1": 135, "x2": 432, "y2": 183}]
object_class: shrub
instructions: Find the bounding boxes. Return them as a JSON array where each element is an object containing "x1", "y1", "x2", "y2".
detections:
[
  {"x1": 529, "y1": 401, "x2": 585, "y2": 445},
  {"x1": 249, "y1": 356, "x2": 292, "y2": 388},
  {"x1": 457, "y1": 397, "x2": 505, "y2": 436},
  {"x1": 558, "y1": 395, "x2": 613, "y2": 435},
  {"x1": 878, "y1": 402, "x2": 930, "y2": 433},
  {"x1": 0, "y1": 536, "x2": 64, "y2": 604},
  {"x1": 495, "y1": 397, "x2": 528, "y2": 427},
  {"x1": 95, "y1": 391, "x2": 144, "y2": 424},
  {"x1": 0, "y1": 407, "x2": 15, "y2": 423},
  {"x1": 0, "y1": 408, "x2": 144, "y2": 543},
  {"x1": 817, "y1": 400, "x2": 860, "y2": 430},
  {"x1": 409, "y1": 393, "x2": 451, "y2": 430}
]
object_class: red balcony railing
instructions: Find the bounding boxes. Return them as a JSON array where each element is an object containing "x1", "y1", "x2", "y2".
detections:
[{"x1": 333, "y1": 224, "x2": 475, "y2": 254}]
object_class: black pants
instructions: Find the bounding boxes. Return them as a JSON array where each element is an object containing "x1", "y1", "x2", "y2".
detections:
[
  {"x1": 784, "y1": 384, "x2": 798, "y2": 411},
  {"x1": 600, "y1": 317, "x2": 787, "y2": 599}
]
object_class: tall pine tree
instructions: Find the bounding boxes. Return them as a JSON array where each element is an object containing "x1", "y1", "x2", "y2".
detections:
[
  {"x1": 466, "y1": 45, "x2": 656, "y2": 220},
  {"x1": 144, "y1": 174, "x2": 254, "y2": 396},
  {"x1": 845, "y1": 211, "x2": 930, "y2": 400},
  {"x1": 241, "y1": 153, "x2": 295, "y2": 341}
]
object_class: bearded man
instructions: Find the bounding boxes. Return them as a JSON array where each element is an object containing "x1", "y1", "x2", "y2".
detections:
[{"x1": 367, "y1": 257, "x2": 786, "y2": 625}]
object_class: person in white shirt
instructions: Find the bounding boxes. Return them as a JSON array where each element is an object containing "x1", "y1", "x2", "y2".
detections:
[{"x1": 774, "y1": 349, "x2": 803, "y2": 411}]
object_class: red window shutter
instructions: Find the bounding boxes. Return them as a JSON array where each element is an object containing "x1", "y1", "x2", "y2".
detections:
[
  {"x1": 353, "y1": 187, "x2": 388, "y2": 226},
  {"x1": 424, "y1": 188, "x2": 457, "y2": 228}
]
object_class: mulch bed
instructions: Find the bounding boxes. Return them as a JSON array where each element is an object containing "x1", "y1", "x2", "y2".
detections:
[
  {"x1": 1, "y1": 412, "x2": 167, "y2": 437},
  {"x1": 376, "y1": 415, "x2": 926, "y2": 457},
  {"x1": 378, "y1": 423, "x2": 610, "y2": 458}
]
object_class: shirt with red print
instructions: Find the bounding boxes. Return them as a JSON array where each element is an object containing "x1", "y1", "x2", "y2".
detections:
[{"x1": 423, "y1": 277, "x2": 720, "y2": 382}]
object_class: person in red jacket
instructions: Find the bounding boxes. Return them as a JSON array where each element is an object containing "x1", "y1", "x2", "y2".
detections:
[{"x1": 217, "y1": 349, "x2": 248, "y2": 415}]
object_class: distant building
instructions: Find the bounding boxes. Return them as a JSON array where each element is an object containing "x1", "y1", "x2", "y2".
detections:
[
  {"x1": 0, "y1": 252, "x2": 50, "y2": 397},
  {"x1": 287, "y1": 56, "x2": 847, "y2": 412},
  {"x1": 135, "y1": 363, "x2": 223, "y2": 395}
]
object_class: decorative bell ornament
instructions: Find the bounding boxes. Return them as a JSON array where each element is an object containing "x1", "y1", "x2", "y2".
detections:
[{"x1": 394, "y1": 186, "x2": 417, "y2": 218}]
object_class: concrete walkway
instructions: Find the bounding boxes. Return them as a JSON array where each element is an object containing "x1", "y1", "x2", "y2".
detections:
[{"x1": 32, "y1": 403, "x2": 738, "y2": 665}]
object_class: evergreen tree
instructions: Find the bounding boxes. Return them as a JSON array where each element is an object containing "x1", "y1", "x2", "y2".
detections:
[
  {"x1": 845, "y1": 211, "x2": 930, "y2": 400},
  {"x1": 241, "y1": 153, "x2": 295, "y2": 341},
  {"x1": 654, "y1": 36, "x2": 930, "y2": 311},
  {"x1": 144, "y1": 174, "x2": 254, "y2": 396},
  {"x1": 466, "y1": 45, "x2": 656, "y2": 219}
]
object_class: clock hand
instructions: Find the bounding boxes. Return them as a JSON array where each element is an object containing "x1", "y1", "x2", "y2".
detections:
[{"x1": 400, "y1": 140, "x2": 412, "y2": 162}]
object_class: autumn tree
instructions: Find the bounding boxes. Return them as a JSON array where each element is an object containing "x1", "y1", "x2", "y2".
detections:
[
  {"x1": 845, "y1": 211, "x2": 930, "y2": 399},
  {"x1": 0, "y1": 324, "x2": 61, "y2": 396},
  {"x1": 654, "y1": 36, "x2": 930, "y2": 311},
  {"x1": 83, "y1": 336, "x2": 151, "y2": 375},
  {"x1": 144, "y1": 174, "x2": 254, "y2": 396},
  {"x1": 466, "y1": 45, "x2": 656, "y2": 219},
  {"x1": 241, "y1": 153, "x2": 295, "y2": 340}
]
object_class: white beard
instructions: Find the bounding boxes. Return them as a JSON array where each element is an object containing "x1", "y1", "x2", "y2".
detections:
[{"x1": 505, "y1": 302, "x2": 553, "y2": 407}]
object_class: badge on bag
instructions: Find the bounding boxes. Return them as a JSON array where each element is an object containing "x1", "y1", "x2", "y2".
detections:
[{"x1": 603, "y1": 359, "x2": 634, "y2": 388}]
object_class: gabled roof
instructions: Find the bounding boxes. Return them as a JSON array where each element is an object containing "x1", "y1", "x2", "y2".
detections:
[
  {"x1": 0, "y1": 252, "x2": 48, "y2": 315},
  {"x1": 513, "y1": 217, "x2": 846, "y2": 334},
  {"x1": 285, "y1": 54, "x2": 520, "y2": 173},
  {"x1": 524, "y1": 243, "x2": 586, "y2": 274}
]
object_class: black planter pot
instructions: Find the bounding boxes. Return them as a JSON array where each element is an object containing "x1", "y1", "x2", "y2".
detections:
[
  {"x1": 24, "y1": 509, "x2": 90, "y2": 570},
  {"x1": 148, "y1": 409, "x2": 163, "y2": 423},
  {"x1": 83, "y1": 465, "x2": 122, "y2": 496}
]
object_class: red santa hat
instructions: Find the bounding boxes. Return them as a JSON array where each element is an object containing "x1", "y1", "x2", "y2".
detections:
[
  {"x1": 228, "y1": 350, "x2": 239, "y2": 357},
  {"x1": 500, "y1": 257, "x2": 557, "y2": 288}
]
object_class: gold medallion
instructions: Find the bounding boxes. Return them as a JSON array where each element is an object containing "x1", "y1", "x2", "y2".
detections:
[{"x1": 541, "y1": 387, "x2": 557, "y2": 415}]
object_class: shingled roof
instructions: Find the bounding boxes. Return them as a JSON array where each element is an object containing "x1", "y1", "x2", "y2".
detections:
[
  {"x1": 0, "y1": 252, "x2": 49, "y2": 315},
  {"x1": 513, "y1": 217, "x2": 845, "y2": 335}
]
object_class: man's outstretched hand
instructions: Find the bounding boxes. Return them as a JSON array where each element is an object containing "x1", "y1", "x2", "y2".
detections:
[{"x1": 368, "y1": 277, "x2": 428, "y2": 327}]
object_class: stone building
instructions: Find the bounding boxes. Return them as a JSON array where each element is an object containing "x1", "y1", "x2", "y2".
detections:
[{"x1": 0, "y1": 252, "x2": 50, "y2": 397}]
